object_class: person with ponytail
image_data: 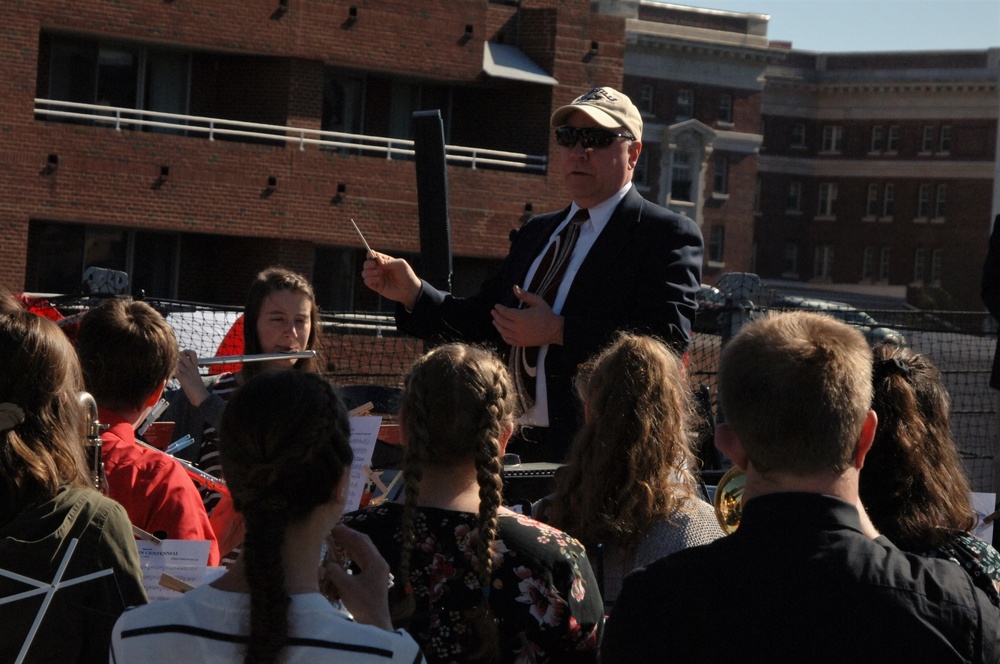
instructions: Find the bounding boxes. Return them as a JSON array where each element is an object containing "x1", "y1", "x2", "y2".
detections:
[
  {"x1": 861, "y1": 343, "x2": 1000, "y2": 606},
  {"x1": 0, "y1": 311, "x2": 146, "y2": 663},
  {"x1": 111, "y1": 370, "x2": 424, "y2": 663},
  {"x1": 340, "y1": 343, "x2": 604, "y2": 664}
]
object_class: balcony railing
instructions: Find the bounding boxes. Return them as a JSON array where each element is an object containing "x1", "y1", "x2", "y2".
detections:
[{"x1": 34, "y1": 98, "x2": 547, "y2": 173}]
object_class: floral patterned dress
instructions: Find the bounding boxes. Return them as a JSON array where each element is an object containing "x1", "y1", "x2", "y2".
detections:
[
  {"x1": 925, "y1": 530, "x2": 1000, "y2": 607},
  {"x1": 340, "y1": 504, "x2": 604, "y2": 664}
]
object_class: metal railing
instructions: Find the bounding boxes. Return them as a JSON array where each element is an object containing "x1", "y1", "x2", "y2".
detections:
[{"x1": 34, "y1": 98, "x2": 547, "y2": 173}]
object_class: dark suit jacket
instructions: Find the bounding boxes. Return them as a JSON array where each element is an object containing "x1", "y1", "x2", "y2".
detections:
[
  {"x1": 396, "y1": 186, "x2": 704, "y2": 454},
  {"x1": 983, "y1": 214, "x2": 1000, "y2": 389}
]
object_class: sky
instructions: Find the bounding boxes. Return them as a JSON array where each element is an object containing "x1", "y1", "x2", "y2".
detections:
[{"x1": 665, "y1": 1, "x2": 1000, "y2": 52}]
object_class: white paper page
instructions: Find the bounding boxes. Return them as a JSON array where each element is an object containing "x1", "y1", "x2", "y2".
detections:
[
  {"x1": 135, "y1": 539, "x2": 211, "y2": 601},
  {"x1": 971, "y1": 491, "x2": 996, "y2": 544},
  {"x1": 345, "y1": 416, "x2": 382, "y2": 512}
]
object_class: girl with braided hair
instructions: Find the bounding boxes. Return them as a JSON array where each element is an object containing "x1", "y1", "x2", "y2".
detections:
[
  {"x1": 861, "y1": 343, "x2": 1000, "y2": 606},
  {"x1": 111, "y1": 370, "x2": 424, "y2": 663},
  {"x1": 341, "y1": 343, "x2": 604, "y2": 664}
]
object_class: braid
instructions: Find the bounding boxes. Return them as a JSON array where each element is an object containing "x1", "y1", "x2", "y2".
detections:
[
  {"x1": 243, "y1": 509, "x2": 290, "y2": 664},
  {"x1": 393, "y1": 366, "x2": 428, "y2": 624}
]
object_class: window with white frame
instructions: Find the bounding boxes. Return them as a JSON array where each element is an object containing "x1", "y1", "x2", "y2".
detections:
[
  {"x1": 814, "y1": 245, "x2": 834, "y2": 279},
  {"x1": 879, "y1": 247, "x2": 891, "y2": 281},
  {"x1": 866, "y1": 183, "x2": 879, "y2": 217},
  {"x1": 817, "y1": 182, "x2": 838, "y2": 217},
  {"x1": 639, "y1": 84, "x2": 654, "y2": 115},
  {"x1": 671, "y1": 151, "x2": 693, "y2": 202},
  {"x1": 787, "y1": 180, "x2": 802, "y2": 212},
  {"x1": 783, "y1": 243, "x2": 798, "y2": 275},
  {"x1": 882, "y1": 183, "x2": 894, "y2": 218},
  {"x1": 676, "y1": 89, "x2": 694, "y2": 121},
  {"x1": 939, "y1": 125, "x2": 951, "y2": 153},
  {"x1": 709, "y1": 226, "x2": 725, "y2": 263},
  {"x1": 887, "y1": 125, "x2": 900, "y2": 152},
  {"x1": 870, "y1": 125, "x2": 883, "y2": 152},
  {"x1": 821, "y1": 126, "x2": 843, "y2": 153},
  {"x1": 862, "y1": 246, "x2": 874, "y2": 280},
  {"x1": 913, "y1": 248, "x2": 925, "y2": 282},
  {"x1": 917, "y1": 184, "x2": 931, "y2": 219},
  {"x1": 718, "y1": 94, "x2": 733, "y2": 124},
  {"x1": 930, "y1": 249, "x2": 943, "y2": 284},
  {"x1": 935, "y1": 184, "x2": 947, "y2": 218},
  {"x1": 791, "y1": 123, "x2": 806, "y2": 147},
  {"x1": 713, "y1": 156, "x2": 728, "y2": 195},
  {"x1": 921, "y1": 126, "x2": 934, "y2": 153},
  {"x1": 633, "y1": 151, "x2": 649, "y2": 187}
]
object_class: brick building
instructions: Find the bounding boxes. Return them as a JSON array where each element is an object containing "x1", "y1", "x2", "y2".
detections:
[{"x1": 2, "y1": 0, "x2": 626, "y2": 307}]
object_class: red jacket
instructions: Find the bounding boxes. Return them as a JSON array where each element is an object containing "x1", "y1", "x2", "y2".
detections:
[{"x1": 99, "y1": 408, "x2": 220, "y2": 566}]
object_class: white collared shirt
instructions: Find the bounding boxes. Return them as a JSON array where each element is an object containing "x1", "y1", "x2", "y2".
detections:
[{"x1": 518, "y1": 181, "x2": 633, "y2": 427}]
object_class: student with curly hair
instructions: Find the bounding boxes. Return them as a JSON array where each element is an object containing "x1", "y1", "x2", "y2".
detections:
[
  {"x1": 537, "y1": 333, "x2": 723, "y2": 608},
  {"x1": 861, "y1": 343, "x2": 1000, "y2": 606},
  {"x1": 0, "y1": 311, "x2": 146, "y2": 663},
  {"x1": 111, "y1": 370, "x2": 422, "y2": 663},
  {"x1": 341, "y1": 343, "x2": 604, "y2": 663}
]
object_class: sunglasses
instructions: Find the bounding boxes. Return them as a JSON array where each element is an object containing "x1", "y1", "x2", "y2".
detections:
[{"x1": 555, "y1": 126, "x2": 634, "y2": 149}]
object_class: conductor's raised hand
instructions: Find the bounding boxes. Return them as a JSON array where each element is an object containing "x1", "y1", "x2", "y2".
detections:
[
  {"x1": 361, "y1": 251, "x2": 422, "y2": 310},
  {"x1": 321, "y1": 524, "x2": 394, "y2": 631},
  {"x1": 491, "y1": 285, "x2": 565, "y2": 348}
]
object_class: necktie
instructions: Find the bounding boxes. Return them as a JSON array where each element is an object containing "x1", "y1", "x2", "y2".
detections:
[{"x1": 510, "y1": 208, "x2": 589, "y2": 413}]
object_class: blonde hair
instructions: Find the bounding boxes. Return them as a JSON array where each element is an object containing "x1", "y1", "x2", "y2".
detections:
[
  {"x1": 549, "y1": 333, "x2": 698, "y2": 553},
  {"x1": 718, "y1": 311, "x2": 873, "y2": 475}
]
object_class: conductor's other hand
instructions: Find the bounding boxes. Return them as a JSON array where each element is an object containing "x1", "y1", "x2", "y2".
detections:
[
  {"x1": 361, "y1": 252, "x2": 422, "y2": 311},
  {"x1": 491, "y1": 286, "x2": 565, "y2": 348}
]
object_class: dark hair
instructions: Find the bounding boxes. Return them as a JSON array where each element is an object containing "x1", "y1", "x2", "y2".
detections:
[
  {"x1": 242, "y1": 266, "x2": 321, "y2": 380},
  {"x1": 76, "y1": 298, "x2": 179, "y2": 412},
  {"x1": 219, "y1": 371, "x2": 353, "y2": 664},
  {"x1": 395, "y1": 343, "x2": 515, "y2": 661},
  {"x1": 0, "y1": 311, "x2": 90, "y2": 523},
  {"x1": 548, "y1": 333, "x2": 698, "y2": 554},
  {"x1": 861, "y1": 344, "x2": 977, "y2": 551}
]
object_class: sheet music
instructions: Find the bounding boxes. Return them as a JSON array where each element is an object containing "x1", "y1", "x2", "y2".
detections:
[
  {"x1": 971, "y1": 491, "x2": 995, "y2": 544},
  {"x1": 346, "y1": 416, "x2": 382, "y2": 512},
  {"x1": 135, "y1": 539, "x2": 214, "y2": 601}
]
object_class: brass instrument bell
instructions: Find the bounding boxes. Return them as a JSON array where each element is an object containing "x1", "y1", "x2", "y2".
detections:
[{"x1": 712, "y1": 465, "x2": 745, "y2": 534}]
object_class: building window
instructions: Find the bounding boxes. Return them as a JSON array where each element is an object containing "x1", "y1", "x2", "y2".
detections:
[
  {"x1": 862, "y1": 247, "x2": 874, "y2": 280},
  {"x1": 814, "y1": 245, "x2": 834, "y2": 279},
  {"x1": 930, "y1": 249, "x2": 943, "y2": 284},
  {"x1": 754, "y1": 176, "x2": 762, "y2": 214},
  {"x1": 882, "y1": 183, "x2": 894, "y2": 218},
  {"x1": 917, "y1": 184, "x2": 931, "y2": 219},
  {"x1": 639, "y1": 84, "x2": 655, "y2": 115},
  {"x1": 782, "y1": 243, "x2": 799, "y2": 275},
  {"x1": 791, "y1": 123, "x2": 806, "y2": 147},
  {"x1": 787, "y1": 180, "x2": 802, "y2": 212},
  {"x1": 322, "y1": 72, "x2": 365, "y2": 138},
  {"x1": 921, "y1": 126, "x2": 934, "y2": 153},
  {"x1": 879, "y1": 247, "x2": 891, "y2": 281},
  {"x1": 821, "y1": 126, "x2": 843, "y2": 153},
  {"x1": 634, "y1": 151, "x2": 649, "y2": 187},
  {"x1": 913, "y1": 248, "x2": 925, "y2": 282},
  {"x1": 935, "y1": 184, "x2": 947, "y2": 218},
  {"x1": 709, "y1": 226, "x2": 725, "y2": 263},
  {"x1": 817, "y1": 182, "x2": 838, "y2": 217},
  {"x1": 718, "y1": 94, "x2": 733, "y2": 124},
  {"x1": 939, "y1": 125, "x2": 951, "y2": 153},
  {"x1": 676, "y1": 89, "x2": 694, "y2": 121},
  {"x1": 870, "y1": 126, "x2": 883, "y2": 152},
  {"x1": 866, "y1": 183, "x2": 879, "y2": 217},
  {"x1": 886, "y1": 125, "x2": 900, "y2": 152},
  {"x1": 713, "y1": 156, "x2": 728, "y2": 195},
  {"x1": 671, "y1": 151, "x2": 693, "y2": 202}
]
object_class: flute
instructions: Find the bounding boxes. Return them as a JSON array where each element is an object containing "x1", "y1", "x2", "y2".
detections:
[
  {"x1": 136, "y1": 439, "x2": 231, "y2": 497},
  {"x1": 196, "y1": 350, "x2": 316, "y2": 366}
]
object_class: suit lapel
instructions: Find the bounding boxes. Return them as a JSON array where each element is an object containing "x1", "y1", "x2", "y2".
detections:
[
  {"x1": 499, "y1": 207, "x2": 570, "y2": 308},
  {"x1": 561, "y1": 190, "x2": 643, "y2": 314}
]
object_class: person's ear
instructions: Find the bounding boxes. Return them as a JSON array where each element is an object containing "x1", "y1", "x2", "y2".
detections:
[
  {"x1": 853, "y1": 409, "x2": 878, "y2": 470},
  {"x1": 714, "y1": 423, "x2": 748, "y2": 470},
  {"x1": 499, "y1": 424, "x2": 513, "y2": 455},
  {"x1": 627, "y1": 139, "x2": 642, "y2": 170},
  {"x1": 143, "y1": 380, "x2": 167, "y2": 410}
]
